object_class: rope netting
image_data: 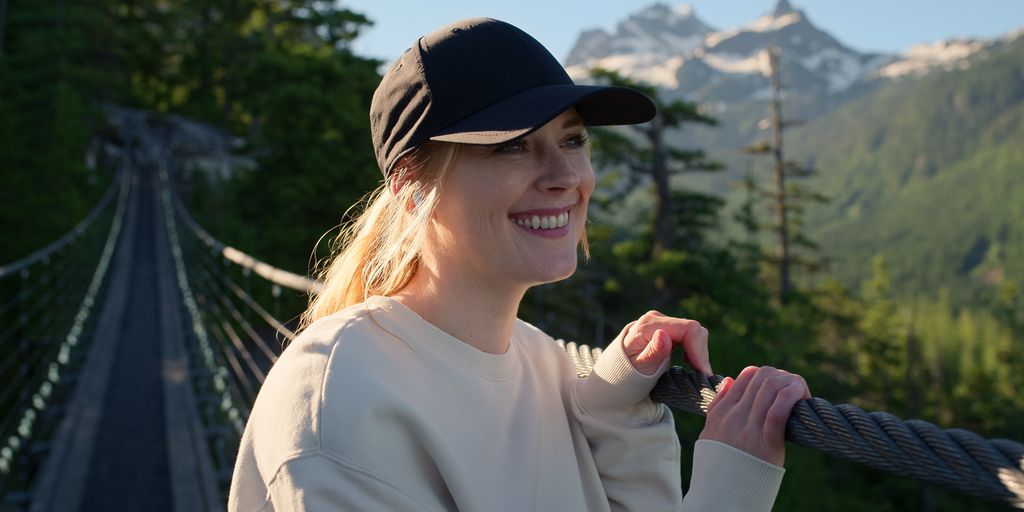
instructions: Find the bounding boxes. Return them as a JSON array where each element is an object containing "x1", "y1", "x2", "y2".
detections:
[{"x1": 562, "y1": 341, "x2": 1024, "y2": 509}]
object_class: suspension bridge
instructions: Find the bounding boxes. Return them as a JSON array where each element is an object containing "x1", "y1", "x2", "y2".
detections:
[{"x1": 0, "y1": 113, "x2": 1022, "y2": 511}]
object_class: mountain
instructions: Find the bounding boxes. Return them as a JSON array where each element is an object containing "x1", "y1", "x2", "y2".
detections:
[
  {"x1": 564, "y1": 4, "x2": 713, "y2": 89},
  {"x1": 569, "y1": 1, "x2": 1024, "y2": 305},
  {"x1": 787, "y1": 33, "x2": 1024, "y2": 306},
  {"x1": 565, "y1": 1, "x2": 988, "y2": 105}
]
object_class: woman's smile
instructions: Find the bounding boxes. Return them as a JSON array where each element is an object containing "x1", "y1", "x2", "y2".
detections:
[{"x1": 508, "y1": 204, "x2": 575, "y2": 238}]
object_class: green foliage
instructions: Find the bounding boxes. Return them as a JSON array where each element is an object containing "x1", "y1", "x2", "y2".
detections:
[
  {"x1": 117, "y1": 1, "x2": 386, "y2": 274},
  {"x1": 0, "y1": 0, "x2": 114, "y2": 264},
  {"x1": 218, "y1": 45, "x2": 381, "y2": 270},
  {"x1": 790, "y1": 37, "x2": 1024, "y2": 308}
]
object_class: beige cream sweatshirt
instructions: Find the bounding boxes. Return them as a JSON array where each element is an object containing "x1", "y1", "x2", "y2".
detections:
[{"x1": 228, "y1": 296, "x2": 784, "y2": 511}]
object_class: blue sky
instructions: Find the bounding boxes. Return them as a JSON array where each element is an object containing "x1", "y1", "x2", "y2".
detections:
[{"x1": 340, "y1": 0, "x2": 1024, "y2": 63}]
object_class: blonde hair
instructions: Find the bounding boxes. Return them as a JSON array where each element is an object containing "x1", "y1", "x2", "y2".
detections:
[
  {"x1": 298, "y1": 139, "x2": 591, "y2": 334},
  {"x1": 299, "y1": 142, "x2": 459, "y2": 332}
]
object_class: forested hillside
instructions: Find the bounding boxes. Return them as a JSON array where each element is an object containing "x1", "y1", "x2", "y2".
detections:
[{"x1": 790, "y1": 35, "x2": 1024, "y2": 308}]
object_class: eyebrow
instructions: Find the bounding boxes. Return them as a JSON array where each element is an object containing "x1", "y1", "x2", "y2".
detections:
[{"x1": 562, "y1": 117, "x2": 584, "y2": 129}]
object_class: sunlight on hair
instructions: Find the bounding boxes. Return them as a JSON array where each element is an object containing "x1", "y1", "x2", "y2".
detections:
[{"x1": 298, "y1": 142, "x2": 459, "y2": 335}]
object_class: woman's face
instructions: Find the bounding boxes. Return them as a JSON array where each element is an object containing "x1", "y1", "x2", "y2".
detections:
[{"x1": 424, "y1": 108, "x2": 595, "y2": 292}]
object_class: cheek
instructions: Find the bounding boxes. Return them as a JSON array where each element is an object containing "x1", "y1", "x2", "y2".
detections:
[{"x1": 576, "y1": 159, "x2": 596, "y2": 205}]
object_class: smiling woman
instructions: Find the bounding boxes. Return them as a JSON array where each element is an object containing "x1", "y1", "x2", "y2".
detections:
[{"x1": 227, "y1": 17, "x2": 810, "y2": 512}]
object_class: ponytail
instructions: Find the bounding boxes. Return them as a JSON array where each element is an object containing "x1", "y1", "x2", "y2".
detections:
[{"x1": 298, "y1": 142, "x2": 459, "y2": 333}]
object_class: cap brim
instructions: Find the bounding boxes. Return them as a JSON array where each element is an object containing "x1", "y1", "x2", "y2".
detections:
[{"x1": 428, "y1": 84, "x2": 656, "y2": 144}]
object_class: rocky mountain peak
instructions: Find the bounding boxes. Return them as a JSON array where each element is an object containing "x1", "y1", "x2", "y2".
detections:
[
  {"x1": 567, "y1": 1, "x2": 892, "y2": 99},
  {"x1": 773, "y1": 0, "x2": 798, "y2": 17},
  {"x1": 564, "y1": 2, "x2": 713, "y2": 67}
]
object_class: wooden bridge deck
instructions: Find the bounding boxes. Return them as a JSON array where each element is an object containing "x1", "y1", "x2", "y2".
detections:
[{"x1": 29, "y1": 155, "x2": 221, "y2": 511}]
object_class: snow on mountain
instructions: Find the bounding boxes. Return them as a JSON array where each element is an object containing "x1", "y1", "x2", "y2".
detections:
[
  {"x1": 566, "y1": 0, "x2": 1017, "y2": 105},
  {"x1": 566, "y1": 0, "x2": 888, "y2": 101},
  {"x1": 701, "y1": 2, "x2": 881, "y2": 94},
  {"x1": 564, "y1": 2, "x2": 712, "y2": 79},
  {"x1": 572, "y1": 54, "x2": 688, "y2": 89},
  {"x1": 697, "y1": 50, "x2": 770, "y2": 76},
  {"x1": 876, "y1": 39, "x2": 986, "y2": 78},
  {"x1": 744, "y1": 11, "x2": 802, "y2": 33}
]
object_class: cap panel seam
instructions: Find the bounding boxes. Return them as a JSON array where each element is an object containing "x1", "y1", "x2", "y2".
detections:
[
  {"x1": 509, "y1": 29, "x2": 561, "y2": 83},
  {"x1": 413, "y1": 37, "x2": 433, "y2": 102}
]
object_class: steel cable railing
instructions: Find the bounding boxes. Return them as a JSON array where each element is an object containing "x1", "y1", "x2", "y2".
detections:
[
  {"x1": 158, "y1": 165, "x2": 310, "y2": 488},
  {"x1": 562, "y1": 342, "x2": 1024, "y2": 510},
  {"x1": 0, "y1": 166, "x2": 129, "y2": 503},
  {"x1": 184, "y1": 227, "x2": 276, "y2": 407}
]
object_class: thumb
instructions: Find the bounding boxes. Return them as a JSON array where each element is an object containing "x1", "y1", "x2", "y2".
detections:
[{"x1": 632, "y1": 329, "x2": 669, "y2": 375}]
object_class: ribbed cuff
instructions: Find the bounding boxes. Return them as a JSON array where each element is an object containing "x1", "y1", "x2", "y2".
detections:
[
  {"x1": 573, "y1": 327, "x2": 669, "y2": 425},
  {"x1": 683, "y1": 440, "x2": 785, "y2": 512}
]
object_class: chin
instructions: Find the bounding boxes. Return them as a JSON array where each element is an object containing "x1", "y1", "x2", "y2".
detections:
[{"x1": 534, "y1": 258, "x2": 578, "y2": 285}]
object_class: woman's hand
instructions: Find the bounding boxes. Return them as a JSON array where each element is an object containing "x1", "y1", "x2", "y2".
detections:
[
  {"x1": 700, "y1": 366, "x2": 810, "y2": 466},
  {"x1": 621, "y1": 310, "x2": 712, "y2": 376}
]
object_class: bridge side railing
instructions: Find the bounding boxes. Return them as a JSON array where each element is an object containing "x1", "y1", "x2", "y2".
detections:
[
  {"x1": 158, "y1": 164, "x2": 317, "y2": 491},
  {"x1": 0, "y1": 166, "x2": 128, "y2": 506}
]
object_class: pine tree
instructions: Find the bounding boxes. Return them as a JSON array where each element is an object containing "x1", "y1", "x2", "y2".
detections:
[
  {"x1": 857, "y1": 254, "x2": 904, "y2": 410},
  {"x1": 588, "y1": 67, "x2": 722, "y2": 256},
  {"x1": 742, "y1": 47, "x2": 830, "y2": 305}
]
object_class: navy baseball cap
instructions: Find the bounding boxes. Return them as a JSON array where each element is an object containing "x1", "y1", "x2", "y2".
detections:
[{"x1": 370, "y1": 17, "x2": 657, "y2": 177}]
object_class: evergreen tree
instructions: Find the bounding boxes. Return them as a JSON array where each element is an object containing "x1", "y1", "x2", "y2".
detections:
[
  {"x1": 0, "y1": 0, "x2": 117, "y2": 263},
  {"x1": 857, "y1": 255, "x2": 905, "y2": 410},
  {"x1": 588, "y1": 67, "x2": 721, "y2": 256},
  {"x1": 742, "y1": 47, "x2": 830, "y2": 305}
]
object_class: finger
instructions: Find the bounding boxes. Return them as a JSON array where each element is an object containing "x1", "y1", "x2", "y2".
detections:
[
  {"x1": 633, "y1": 329, "x2": 670, "y2": 375},
  {"x1": 749, "y1": 374, "x2": 794, "y2": 427},
  {"x1": 798, "y1": 375, "x2": 812, "y2": 399},
  {"x1": 707, "y1": 376, "x2": 734, "y2": 414},
  {"x1": 682, "y1": 324, "x2": 711, "y2": 376},
  {"x1": 635, "y1": 315, "x2": 711, "y2": 375},
  {"x1": 618, "y1": 321, "x2": 643, "y2": 356},
  {"x1": 718, "y1": 365, "x2": 760, "y2": 407},
  {"x1": 762, "y1": 382, "x2": 805, "y2": 444}
]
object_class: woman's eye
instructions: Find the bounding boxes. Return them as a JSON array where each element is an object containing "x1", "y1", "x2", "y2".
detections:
[
  {"x1": 494, "y1": 139, "x2": 527, "y2": 154},
  {"x1": 565, "y1": 132, "x2": 589, "y2": 149}
]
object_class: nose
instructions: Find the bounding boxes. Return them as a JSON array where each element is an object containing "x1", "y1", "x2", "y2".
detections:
[{"x1": 536, "y1": 149, "x2": 583, "y2": 193}]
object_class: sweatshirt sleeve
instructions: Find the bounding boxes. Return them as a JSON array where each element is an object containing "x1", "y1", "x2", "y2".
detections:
[
  {"x1": 571, "y1": 327, "x2": 683, "y2": 511},
  {"x1": 681, "y1": 440, "x2": 785, "y2": 512},
  {"x1": 571, "y1": 329, "x2": 785, "y2": 512},
  {"x1": 266, "y1": 452, "x2": 432, "y2": 512}
]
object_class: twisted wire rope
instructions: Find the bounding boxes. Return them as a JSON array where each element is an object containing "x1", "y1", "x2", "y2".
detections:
[{"x1": 563, "y1": 342, "x2": 1024, "y2": 509}]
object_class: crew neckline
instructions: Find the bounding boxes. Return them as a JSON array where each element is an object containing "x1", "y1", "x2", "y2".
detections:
[{"x1": 365, "y1": 295, "x2": 521, "y2": 380}]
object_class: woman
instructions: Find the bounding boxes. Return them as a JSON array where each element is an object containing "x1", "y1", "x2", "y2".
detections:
[{"x1": 228, "y1": 17, "x2": 810, "y2": 511}]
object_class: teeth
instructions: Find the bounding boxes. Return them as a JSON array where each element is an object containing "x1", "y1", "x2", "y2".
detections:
[{"x1": 513, "y1": 212, "x2": 570, "y2": 230}]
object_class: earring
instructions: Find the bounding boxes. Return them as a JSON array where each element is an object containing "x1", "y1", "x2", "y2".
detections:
[{"x1": 413, "y1": 190, "x2": 424, "y2": 208}]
